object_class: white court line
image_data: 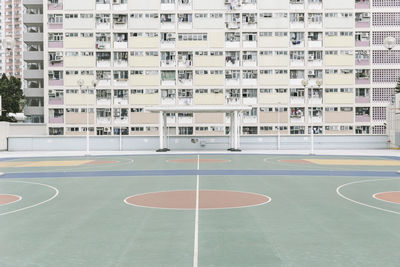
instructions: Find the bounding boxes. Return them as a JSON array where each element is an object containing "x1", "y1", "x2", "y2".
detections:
[
  {"x1": 0, "y1": 181, "x2": 59, "y2": 216},
  {"x1": 193, "y1": 154, "x2": 200, "y2": 267},
  {"x1": 336, "y1": 178, "x2": 400, "y2": 216}
]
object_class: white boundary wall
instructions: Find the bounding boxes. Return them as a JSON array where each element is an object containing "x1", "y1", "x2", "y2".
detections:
[{"x1": 7, "y1": 135, "x2": 388, "y2": 151}]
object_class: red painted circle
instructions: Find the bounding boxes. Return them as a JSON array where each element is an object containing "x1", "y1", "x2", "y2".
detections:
[
  {"x1": 167, "y1": 159, "x2": 230, "y2": 163},
  {"x1": 85, "y1": 160, "x2": 118, "y2": 165},
  {"x1": 374, "y1": 191, "x2": 400, "y2": 204},
  {"x1": 125, "y1": 190, "x2": 270, "y2": 210},
  {"x1": 0, "y1": 194, "x2": 21, "y2": 206}
]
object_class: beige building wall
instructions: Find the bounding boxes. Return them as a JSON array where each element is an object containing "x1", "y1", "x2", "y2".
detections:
[
  {"x1": 194, "y1": 113, "x2": 224, "y2": 124},
  {"x1": 325, "y1": 112, "x2": 354, "y2": 123},
  {"x1": 259, "y1": 55, "x2": 289, "y2": 67},
  {"x1": 259, "y1": 93, "x2": 289, "y2": 104},
  {"x1": 324, "y1": 36, "x2": 353, "y2": 48},
  {"x1": 129, "y1": 36, "x2": 159, "y2": 48},
  {"x1": 130, "y1": 94, "x2": 160, "y2": 105},
  {"x1": 130, "y1": 113, "x2": 159, "y2": 124},
  {"x1": 129, "y1": 56, "x2": 159, "y2": 67},
  {"x1": 259, "y1": 74, "x2": 289, "y2": 86},
  {"x1": 259, "y1": 37, "x2": 289, "y2": 48},
  {"x1": 194, "y1": 94, "x2": 225, "y2": 105},
  {"x1": 129, "y1": 75, "x2": 159, "y2": 86},
  {"x1": 325, "y1": 74, "x2": 354, "y2": 85},
  {"x1": 65, "y1": 113, "x2": 94, "y2": 124},
  {"x1": 324, "y1": 93, "x2": 354, "y2": 104},
  {"x1": 65, "y1": 75, "x2": 95, "y2": 87},
  {"x1": 259, "y1": 112, "x2": 288, "y2": 123},
  {"x1": 194, "y1": 74, "x2": 225, "y2": 86},
  {"x1": 65, "y1": 56, "x2": 95, "y2": 68},
  {"x1": 65, "y1": 37, "x2": 94, "y2": 49},
  {"x1": 324, "y1": 55, "x2": 354, "y2": 66},
  {"x1": 194, "y1": 56, "x2": 224, "y2": 67},
  {"x1": 65, "y1": 94, "x2": 96, "y2": 106}
]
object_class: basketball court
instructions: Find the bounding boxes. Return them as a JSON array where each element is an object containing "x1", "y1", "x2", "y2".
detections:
[{"x1": 1, "y1": 153, "x2": 400, "y2": 266}]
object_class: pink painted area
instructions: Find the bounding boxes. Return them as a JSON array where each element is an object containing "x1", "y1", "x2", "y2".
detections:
[
  {"x1": 355, "y1": 115, "x2": 370, "y2": 122},
  {"x1": 355, "y1": 96, "x2": 370, "y2": 103},
  {"x1": 355, "y1": 2, "x2": 369, "y2": 8},
  {"x1": 356, "y1": 40, "x2": 370, "y2": 47},
  {"x1": 48, "y1": 24, "x2": 63, "y2": 29},
  {"x1": 356, "y1": 21, "x2": 370, "y2": 28},
  {"x1": 49, "y1": 98, "x2": 64, "y2": 105},
  {"x1": 125, "y1": 190, "x2": 270, "y2": 210},
  {"x1": 356, "y1": 59, "x2": 369, "y2": 66},
  {"x1": 49, "y1": 80, "x2": 63, "y2": 86},
  {"x1": 49, "y1": 117, "x2": 64, "y2": 124},
  {"x1": 49, "y1": 62, "x2": 63, "y2": 67},
  {"x1": 356, "y1": 78, "x2": 370, "y2": 84},
  {"x1": 0, "y1": 194, "x2": 21, "y2": 206},
  {"x1": 48, "y1": 42, "x2": 63, "y2": 48},
  {"x1": 48, "y1": 3, "x2": 63, "y2": 10},
  {"x1": 374, "y1": 191, "x2": 400, "y2": 204}
]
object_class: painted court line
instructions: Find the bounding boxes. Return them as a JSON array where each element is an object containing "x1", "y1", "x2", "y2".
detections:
[
  {"x1": 0, "y1": 181, "x2": 59, "y2": 216},
  {"x1": 193, "y1": 154, "x2": 199, "y2": 267},
  {"x1": 2, "y1": 169, "x2": 399, "y2": 179},
  {"x1": 336, "y1": 178, "x2": 400, "y2": 216}
]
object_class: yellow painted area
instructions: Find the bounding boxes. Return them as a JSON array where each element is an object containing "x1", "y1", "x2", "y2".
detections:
[
  {"x1": 306, "y1": 159, "x2": 400, "y2": 166},
  {"x1": 0, "y1": 160, "x2": 93, "y2": 168}
]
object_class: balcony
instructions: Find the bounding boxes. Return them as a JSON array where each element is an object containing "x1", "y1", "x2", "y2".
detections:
[
  {"x1": 49, "y1": 79, "x2": 63, "y2": 86},
  {"x1": 48, "y1": 41, "x2": 63, "y2": 49},
  {"x1": 178, "y1": 0, "x2": 192, "y2": 10},
  {"x1": 49, "y1": 98, "x2": 63, "y2": 105},
  {"x1": 355, "y1": 114, "x2": 370, "y2": 122},
  {"x1": 24, "y1": 51, "x2": 43, "y2": 61},
  {"x1": 355, "y1": 96, "x2": 370, "y2": 103},
  {"x1": 48, "y1": 2, "x2": 63, "y2": 10},
  {"x1": 24, "y1": 70, "x2": 44, "y2": 79},
  {"x1": 24, "y1": 14, "x2": 43, "y2": 24},
  {"x1": 96, "y1": 0, "x2": 110, "y2": 10},
  {"x1": 355, "y1": 0, "x2": 369, "y2": 8},
  {"x1": 24, "y1": 33, "x2": 44, "y2": 42}
]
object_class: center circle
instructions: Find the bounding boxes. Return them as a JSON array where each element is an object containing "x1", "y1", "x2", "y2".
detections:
[
  {"x1": 124, "y1": 190, "x2": 270, "y2": 210},
  {"x1": 0, "y1": 194, "x2": 22, "y2": 206},
  {"x1": 167, "y1": 159, "x2": 230, "y2": 163},
  {"x1": 373, "y1": 191, "x2": 400, "y2": 204}
]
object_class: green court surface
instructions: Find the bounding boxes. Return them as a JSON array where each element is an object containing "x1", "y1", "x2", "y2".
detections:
[{"x1": 1, "y1": 154, "x2": 400, "y2": 267}]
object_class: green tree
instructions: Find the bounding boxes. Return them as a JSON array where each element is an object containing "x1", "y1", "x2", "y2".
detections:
[
  {"x1": 0, "y1": 74, "x2": 24, "y2": 122},
  {"x1": 396, "y1": 77, "x2": 400, "y2": 94}
]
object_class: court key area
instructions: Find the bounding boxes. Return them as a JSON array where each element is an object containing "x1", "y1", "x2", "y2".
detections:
[{"x1": 1, "y1": 154, "x2": 400, "y2": 267}]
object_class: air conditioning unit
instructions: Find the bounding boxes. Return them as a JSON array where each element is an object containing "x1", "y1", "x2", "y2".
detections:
[
  {"x1": 104, "y1": 127, "x2": 111, "y2": 132},
  {"x1": 308, "y1": 70, "x2": 315, "y2": 75},
  {"x1": 167, "y1": 33, "x2": 173, "y2": 38}
]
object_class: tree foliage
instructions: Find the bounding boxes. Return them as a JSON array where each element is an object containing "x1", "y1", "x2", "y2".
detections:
[
  {"x1": 396, "y1": 77, "x2": 400, "y2": 94},
  {"x1": 0, "y1": 74, "x2": 24, "y2": 122}
]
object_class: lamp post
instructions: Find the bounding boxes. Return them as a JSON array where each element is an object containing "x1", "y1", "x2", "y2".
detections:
[
  {"x1": 302, "y1": 78, "x2": 316, "y2": 154},
  {"x1": 383, "y1": 36, "x2": 397, "y2": 148},
  {"x1": 277, "y1": 102, "x2": 281, "y2": 150},
  {"x1": 77, "y1": 79, "x2": 87, "y2": 153}
]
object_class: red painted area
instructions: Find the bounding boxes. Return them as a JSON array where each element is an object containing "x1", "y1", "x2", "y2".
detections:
[
  {"x1": 125, "y1": 190, "x2": 270, "y2": 210},
  {"x1": 167, "y1": 159, "x2": 230, "y2": 163},
  {"x1": 279, "y1": 159, "x2": 312, "y2": 164},
  {"x1": 374, "y1": 192, "x2": 400, "y2": 204},
  {"x1": 84, "y1": 160, "x2": 118, "y2": 165},
  {"x1": 0, "y1": 194, "x2": 21, "y2": 206}
]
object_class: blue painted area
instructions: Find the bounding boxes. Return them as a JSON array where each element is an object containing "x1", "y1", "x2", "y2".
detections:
[{"x1": 1, "y1": 169, "x2": 399, "y2": 179}]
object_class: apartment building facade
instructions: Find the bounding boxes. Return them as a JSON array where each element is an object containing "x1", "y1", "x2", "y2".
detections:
[
  {"x1": 5, "y1": 0, "x2": 22, "y2": 78},
  {"x1": 40, "y1": 0, "x2": 399, "y2": 139}
]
